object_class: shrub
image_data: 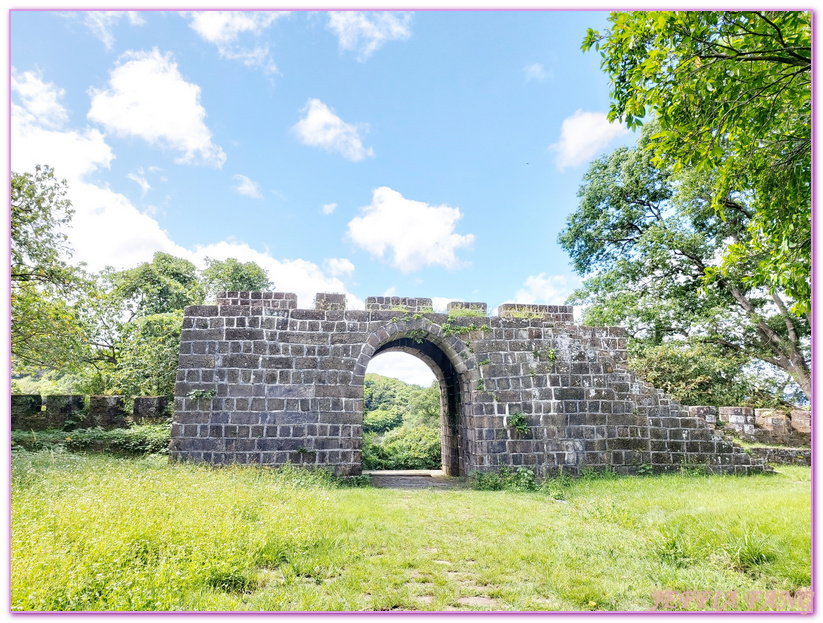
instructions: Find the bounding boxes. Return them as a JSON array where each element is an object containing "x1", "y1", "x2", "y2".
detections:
[
  {"x1": 11, "y1": 424, "x2": 171, "y2": 456},
  {"x1": 363, "y1": 408, "x2": 403, "y2": 434},
  {"x1": 362, "y1": 426, "x2": 441, "y2": 470},
  {"x1": 473, "y1": 466, "x2": 576, "y2": 499},
  {"x1": 474, "y1": 466, "x2": 538, "y2": 492}
]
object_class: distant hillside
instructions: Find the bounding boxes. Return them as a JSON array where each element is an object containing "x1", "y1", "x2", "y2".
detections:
[
  {"x1": 364, "y1": 374, "x2": 439, "y2": 432},
  {"x1": 363, "y1": 373, "x2": 441, "y2": 470}
]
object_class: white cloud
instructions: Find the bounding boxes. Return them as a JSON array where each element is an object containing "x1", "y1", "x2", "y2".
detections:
[
  {"x1": 383, "y1": 286, "x2": 396, "y2": 297},
  {"x1": 186, "y1": 11, "x2": 288, "y2": 72},
  {"x1": 11, "y1": 69, "x2": 69, "y2": 129},
  {"x1": 187, "y1": 11, "x2": 285, "y2": 45},
  {"x1": 232, "y1": 174, "x2": 263, "y2": 199},
  {"x1": 321, "y1": 202, "x2": 338, "y2": 215},
  {"x1": 127, "y1": 171, "x2": 151, "y2": 196},
  {"x1": 88, "y1": 48, "x2": 226, "y2": 167},
  {"x1": 548, "y1": 109, "x2": 630, "y2": 171},
  {"x1": 12, "y1": 71, "x2": 185, "y2": 271},
  {"x1": 324, "y1": 257, "x2": 355, "y2": 277},
  {"x1": 347, "y1": 187, "x2": 474, "y2": 273},
  {"x1": 513, "y1": 273, "x2": 580, "y2": 305},
  {"x1": 187, "y1": 241, "x2": 362, "y2": 310},
  {"x1": 327, "y1": 11, "x2": 412, "y2": 61},
  {"x1": 293, "y1": 99, "x2": 373, "y2": 162},
  {"x1": 524, "y1": 63, "x2": 549, "y2": 81},
  {"x1": 82, "y1": 11, "x2": 145, "y2": 50},
  {"x1": 10, "y1": 68, "x2": 364, "y2": 316},
  {"x1": 12, "y1": 83, "x2": 113, "y2": 183},
  {"x1": 221, "y1": 46, "x2": 275, "y2": 71},
  {"x1": 13, "y1": 114, "x2": 184, "y2": 271},
  {"x1": 66, "y1": 185, "x2": 187, "y2": 271},
  {"x1": 431, "y1": 297, "x2": 454, "y2": 313},
  {"x1": 367, "y1": 352, "x2": 437, "y2": 387}
]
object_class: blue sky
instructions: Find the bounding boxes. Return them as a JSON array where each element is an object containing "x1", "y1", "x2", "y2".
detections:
[{"x1": 10, "y1": 10, "x2": 639, "y2": 385}]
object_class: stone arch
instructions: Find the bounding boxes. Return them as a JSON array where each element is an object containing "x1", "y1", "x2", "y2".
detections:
[
  {"x1": 171, "y1": 292, "x2": 767, "y2": 477},
  {"x1": 353, "y1": 318, "x2": 479, "y2": 476}
]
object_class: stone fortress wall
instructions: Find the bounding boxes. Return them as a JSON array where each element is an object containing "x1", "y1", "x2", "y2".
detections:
[{"x1": 169, "y1": 291, "x2": 791, "y2": 476}]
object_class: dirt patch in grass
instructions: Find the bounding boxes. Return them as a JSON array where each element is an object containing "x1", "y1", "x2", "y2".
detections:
[{"x1": 456, "y1": 596, "x2": 499, "y2": 607}]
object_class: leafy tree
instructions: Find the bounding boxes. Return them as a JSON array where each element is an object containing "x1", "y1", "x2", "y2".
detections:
[
  {"x1": 559, "y1": 124, "x2": 810, "y2": 404},
  {"x1": 201, "y1": 257, "x2": 272, "y2": 300},
  {"x1": 405, "y1": 382, "x2": 440, "y2": 427},
  {"x1": 11, "y1": 165, "x2": 74, "y2": 287},
  {"x1": 625, "y1": 342, "x2": 788, "y2": 408},
  {"x1": 363, "y1": 374, "x2": 441, "y2": 428},
  {"x1": 11, "y1": 166, "x2": 86, "y2": 371},
  {"x1": 363, "y1": 408, "x2": 403, "y2": 434},
  {"x1": 363, "y1": 374, "x2": 417, "y2": 415},
  {"x1": 111, "y1": 252, "x2": 204, "y2": 318},
  {"x1": 74, "y1": 254, "x2": 204, "y2": 396},
  {"x1": 111, "y1": 312, "x2": 184, "y2": 398},
  {"x1": 583, "y1": 11, "x2": 811, "y2": 315},
  {"x1": 10, "y1": 170, "x2": 266, "y2": 400}
]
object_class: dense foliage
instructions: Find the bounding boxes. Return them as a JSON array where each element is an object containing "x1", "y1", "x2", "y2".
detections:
[
  {"x1": 11, "y1": 166, "x2": 86, "y2": 370},
  {"x1": 11, "y1": 424, "x2": 171, "y2": 456},
  {"x1": 362, "y1": 409, "x2": 403, "y2": 434},
  {"x1": 559, "y1": 123, "x2": 810, "y2": 406},
  {"x1": 202, "y1": 257, "x2": 272, "y2": 300},
  {"x1": 584, "y1": 11, "x2": 811, "y2": 315},
  {"x1": 361, "y1": 374, "x2": 441, "y2": 470},
  {"x1": 111, "y1": 312, "x2": 185, "y2": 398},
  {"x1": 362, "y1": 427, "x2": 441, "y2": 471}
]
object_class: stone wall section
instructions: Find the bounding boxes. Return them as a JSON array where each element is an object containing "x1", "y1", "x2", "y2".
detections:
[
  {"x1": 44, "y1": 395, "x2": 85, "y2": 430},
  {"x1": 365, "y1": 296, "x2": 433, "y2": 312},
  {"x1": 11, "y1": 395, "x2": 47, "y2": 430},
  {"x1": 688, "y1": 406, "x2": 811, "y2": 447},
  {"x1": 748, "y1": 446, "x2": 811, "y2": 466},
  {"x1": 172, "y1": 296, "x2": 364, "y2": 474},
  {"x1": 467, "y1": 318, "x2": 762, "y2": 475},
  {"x1": 172, "y1": 292, "x2": 768, "y2": 476},
  {"x1": 790, "y1": 409, "x2": 811, "y2": 433},
  {"x1": 86, "y1": 396, "x2": 128, "y2": 429},
  {"x1": 216, "y1": 291, "x2": 297, "y2": 309},
  {"x1": 133, "y1": 397, "x2": 170, "y2": 423},
  {"x1": 10, "y1": 395, "x2": 169, "y2": 431}
]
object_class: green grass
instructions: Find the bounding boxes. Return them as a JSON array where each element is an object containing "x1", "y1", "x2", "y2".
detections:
[{"x1": 11, "y1": 451, "x2": 810, "y2": 612}]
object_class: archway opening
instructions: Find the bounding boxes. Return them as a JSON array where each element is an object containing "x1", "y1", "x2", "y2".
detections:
[{"x1": 362, "y1": 338, "x2": 465, "y2": 476}]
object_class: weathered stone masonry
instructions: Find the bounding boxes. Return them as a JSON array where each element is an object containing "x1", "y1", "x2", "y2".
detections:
[{"x1": 171, "y1": 291, "x2": 768, "y2": 476}]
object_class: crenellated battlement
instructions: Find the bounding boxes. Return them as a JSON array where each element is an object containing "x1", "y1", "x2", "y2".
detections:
[{"x1": 215, "y1": 291, "x2": 574, "y2": 323}]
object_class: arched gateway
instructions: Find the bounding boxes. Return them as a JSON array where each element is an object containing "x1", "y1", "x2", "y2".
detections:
[{"x1": 170, "y1": 292, "x2": 766, "y2": 476}]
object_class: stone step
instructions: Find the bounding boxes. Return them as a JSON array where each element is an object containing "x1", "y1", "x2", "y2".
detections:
[{"x1": 364, "y1": 470, "x2": 468, "y2": 489}]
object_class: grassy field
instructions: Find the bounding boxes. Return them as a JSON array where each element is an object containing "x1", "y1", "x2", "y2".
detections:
[{"x1": 11, "y1": 450, "x2": 811, "y2": 612}]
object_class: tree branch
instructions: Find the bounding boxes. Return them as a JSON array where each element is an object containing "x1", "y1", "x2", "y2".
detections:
[
  {"x1": 771, "y1": 292, "x2": 799, "y2": 345},
  {"x1": 698, "y1": 335, "x2": 784, "y2": 369},
  {"x1": 754, "y1": 11, "x2": 812, "y2": 64}
]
